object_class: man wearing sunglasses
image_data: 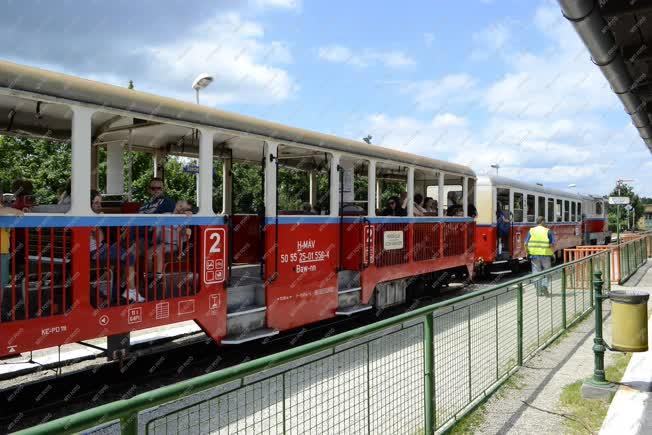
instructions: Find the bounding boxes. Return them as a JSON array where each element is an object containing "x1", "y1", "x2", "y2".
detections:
[{"x1": 138, "y1": 178, "x2": 175, "y2": 214}]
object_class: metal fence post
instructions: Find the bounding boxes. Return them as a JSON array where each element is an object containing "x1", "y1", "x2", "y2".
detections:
[
  {"x1": 591, "y1": 271, "x2": 606, "y2": 383},
  {"x1": 517, "y1": 283, "x2": 523, "y2": 366},
  {"x1": 606, "y1": 251, "x2": 611, "y2": 291},
  {"x1": 589, "y1": 257, "x2": 594, "y2": 308},
  {"x1": 424, "y1": 314, "x2": 435, "y2": 435},
  {"x1": 561, "y1": 267, "x2": 567, "y2": 329}
]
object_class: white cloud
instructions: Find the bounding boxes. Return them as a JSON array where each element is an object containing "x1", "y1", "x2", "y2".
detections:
[
  {"x1": 317, "y1": 44, "x2": 415, "y2": 69},
  {"x1": 399, "y1": 74, "x2": 478, "y2": 110},
  {"x1": 139, "y1": 12, "x2": 297, "y2": 105},
  {"x1": 470, "y1": 22, "x2": 511, "y2": 61},
  {"x1": 254, "y1": 0, "x2": 301, "y2": 10}
]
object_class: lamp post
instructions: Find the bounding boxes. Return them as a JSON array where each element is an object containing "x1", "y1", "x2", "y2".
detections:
[
  {"x1": 191, "y1": 74, "x2": 214, "y2": 206},
  {"x1": 192, "y1": 73, "x2": 214, "y2": 104},
  {"x1": 490, "y1": 164, "x2": 500, "y2": 176}
]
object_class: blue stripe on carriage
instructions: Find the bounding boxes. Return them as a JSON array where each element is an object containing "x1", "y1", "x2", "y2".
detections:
[{"x1": 0, "y1": 214, "x2": 226, "y2": 228}]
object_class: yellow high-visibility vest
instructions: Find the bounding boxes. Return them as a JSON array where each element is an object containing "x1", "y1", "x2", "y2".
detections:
[{"x1": 526, "y1": 226, "x2": 553, "y2": 256}]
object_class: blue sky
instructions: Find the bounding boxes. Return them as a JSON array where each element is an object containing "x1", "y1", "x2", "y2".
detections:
[{"x1": 2, "y1": 0, "x2": 651, "y2": 195}]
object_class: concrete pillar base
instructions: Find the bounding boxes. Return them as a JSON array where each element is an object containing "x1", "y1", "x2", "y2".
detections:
[{"x1": 581, "y1": 379, "x2": 618, "y2": 400}]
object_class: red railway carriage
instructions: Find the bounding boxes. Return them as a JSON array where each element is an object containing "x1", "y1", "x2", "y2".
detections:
[
  {"x1": 0, "y1": 60, "x2": 476, "y2": 357},
  {"x1": 474, "y1": 176, "x2": 609, "y2": 274}
]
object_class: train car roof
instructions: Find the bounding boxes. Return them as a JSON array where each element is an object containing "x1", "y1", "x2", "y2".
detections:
[
  {"x1": 477, "y1": 175, "x2": 603, "y2": 201},
  {"x1": 0, "y1": 60, "x2": 475, "y2": 177}
]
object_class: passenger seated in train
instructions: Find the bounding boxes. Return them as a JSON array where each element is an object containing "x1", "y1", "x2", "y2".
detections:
[
  {"x1": 301, "y1": 202, "x2": 317, "y2": 215},
  {"x1": 0, "y1": 203, "x2": 22, "y2": 288},
  {"x1": 381, "y1": 196, "x2": 406, "y2": 216},
  {"x1": 424, "y1": 197, "x2": 437, "y2": 215},
  {"x1": 152, "y1": 200, "x2": 193, "y2": 277},
  {"x1": 90, "y1": 190, "x2": 143, "y2": 303},
  {"x1": 11, "y1": 179, "x2": 34, "y2": 212},
  {"x1": 138, "y1": 177, "x2": 175, "y2": 214},
  {"x1": 413, "y1": 194, "x2": 426, "y2": 216}
]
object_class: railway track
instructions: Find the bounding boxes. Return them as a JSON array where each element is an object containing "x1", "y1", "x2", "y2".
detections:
[{"x1": 0, "y1": 274, "x2": 520, "y2": 433}]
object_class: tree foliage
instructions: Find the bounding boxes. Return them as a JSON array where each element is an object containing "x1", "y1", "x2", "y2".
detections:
[{"x1": 607, "y1": 183, "x2": 644, "y2": 231}]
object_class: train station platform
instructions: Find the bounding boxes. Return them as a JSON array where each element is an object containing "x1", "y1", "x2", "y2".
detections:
[{"x1": 473, "y1": 261, "x2": 652, "y2": 434}]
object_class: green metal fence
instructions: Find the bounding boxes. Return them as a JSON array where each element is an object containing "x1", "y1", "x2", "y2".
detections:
[
  {"x1": 16, "y1": 250, "x2": 634, "y2": 435},
  {"x1": 619, "y1": 236, "x2": 649, "y2": 283}
]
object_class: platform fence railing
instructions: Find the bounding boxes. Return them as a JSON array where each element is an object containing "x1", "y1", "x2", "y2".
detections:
[{"x1": 16, "y1": 249, "x2": 639, "y2": 435}]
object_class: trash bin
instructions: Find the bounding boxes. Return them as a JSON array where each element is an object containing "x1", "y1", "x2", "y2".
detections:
[{"x1": 608, "y1": 290, "x2": 649, "y2": 352}]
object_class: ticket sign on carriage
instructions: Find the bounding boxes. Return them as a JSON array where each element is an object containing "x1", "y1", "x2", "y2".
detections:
[
  {"x1": 203, "y1": 228, "x2": 226, "y2": 284},
  {"x1": 608, "y1": 196, "x2": 630, "y2": 205}
]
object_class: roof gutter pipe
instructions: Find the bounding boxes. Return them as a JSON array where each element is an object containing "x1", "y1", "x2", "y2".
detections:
[{"x1": 558, "y1": 0, "x2": 652, "y2": 152}]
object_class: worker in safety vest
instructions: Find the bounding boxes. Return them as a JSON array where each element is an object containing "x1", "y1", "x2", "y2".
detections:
[{"x1": 524, "y1": 216, "x2": 556, "y2": 296}]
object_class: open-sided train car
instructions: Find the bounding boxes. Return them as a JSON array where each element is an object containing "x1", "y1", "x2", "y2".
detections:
[
  {"x1": 0, "y1": 60, "x2": 477, "y2": 357},
  {"x1": 474, "y1": 176, "x2": 609, "y2": 275}
]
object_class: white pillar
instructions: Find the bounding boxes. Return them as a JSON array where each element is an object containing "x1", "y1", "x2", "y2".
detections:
[
  {"x1": 309, "y1": 172, "x2": 318, "y2": 207},
  {"x1": 265, "y1": 142, "x2": 278, "y2": 217},
  {"x1": 69, "y1": 106, "x2": 95, "y2": 215},
  {"x1": 222, "y1": 158, "x2": 232, "y2": 215},
  {"x1": 330, "y1": 153, "x2": 341, "y2": 216},
  {"x1": 463, "y1": 176, "x2": 468, "y2": 217},
  {"x1": 106, "y1": 143, "x2": 124, "y2": 195},
  {"x1": 198, "y1": 129, "x2": 214, "y2": 216},
  {"x1": 368, "y1": 160, "x2": 376, "y2": 217},
  {"x1": 407, "y1": 166, "x2": 414, "y2": 217},
  {"x1": 438, "y1": 172, "x2": 445, "y2": 217}
]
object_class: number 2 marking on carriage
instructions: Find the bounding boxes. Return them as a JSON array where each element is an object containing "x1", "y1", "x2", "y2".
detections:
[{"x1": 203, "y1": 228, "x2": 226, "y2": 284}]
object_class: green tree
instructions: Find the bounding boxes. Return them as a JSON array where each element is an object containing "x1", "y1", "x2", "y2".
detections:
[
  {"x1": 607, "y1": 183, "x2": 644, "y2": 231},
  {"x1": 0, "y1": 135, "x2": 71, "y2": 204}
]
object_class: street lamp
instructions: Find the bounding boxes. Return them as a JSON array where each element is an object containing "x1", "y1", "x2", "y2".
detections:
[
  {"x1": 192, "y1": 73, "x2": 214, "y2": 104},
  {"x1": 191, "y1": 74, "x2": 214, "y2": 206},
  {"x1": 490, "y1": 164, "x2": 500, "y2": 176}
]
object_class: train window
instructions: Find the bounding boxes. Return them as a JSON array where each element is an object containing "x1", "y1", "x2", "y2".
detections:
[
  {"x1": 416, "y1": 168, "x2": 439, "y2": 216},
  {"x1": 513, "y1": 192, "x2": 524, "y2": 222},
  {"x1": 0, "y1": 100, "x2": 72, "y2": 213},
  {"x1": 443, "y1": 173, "x2": 464, "y2": 216},
  {"x1": 277, "y1": 144, "x2": 331, "y2": 215},
  {"x1": 564, "y1": 200, "x2": 570, "y2": 222},
  {"x1": 526, "y1": 194, "x2": 535, "y2": 222},
  {"x1": 571, "y1": 202, "x2": 576, "y2": 221},
  {"x1": 340, "y1": 157, "x2": 368, "y2": 215},
  {"x1": 547, "y1": 198, "x2": 554, "y2": 222},
  {"x1": 376, "y1": 162, "x2": 407, "y2": 215},
  {"x1": 578, "y1": 202, "x2": 582, "y2": 220},
  {"x1": 91, "y1": 110, "x2": 201, "y2": 214},
  {"x1": 497, "y1": 188, "x2": 510, "y2": 221},
  {"x1": 537, "y1": 196, "x2": 545, "y2": 221},
  {"x1": 230, "y1": 160, "x2": 263, "y2": 214},
  {"x1": 555, "y1": 199, "x2": 562, "y2": 222},
  {"x1": 596, "y1": 201, "x2": 603, "y2": 215}
]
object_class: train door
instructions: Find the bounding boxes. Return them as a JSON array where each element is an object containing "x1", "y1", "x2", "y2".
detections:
[
  {"x1": 496, "y1": 188, "x2": 511, "y2": 259},
  {"x1": 263, "y1": 143, "x2": 340, "y2": 332},
  {"x1": 220, "y1": 140, "x2": 272, "y2": 344}
]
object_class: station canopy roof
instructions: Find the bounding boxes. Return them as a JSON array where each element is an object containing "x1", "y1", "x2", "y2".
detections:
[{"x1": 560, "y1": 0, "x2": 652, "y2": 153}]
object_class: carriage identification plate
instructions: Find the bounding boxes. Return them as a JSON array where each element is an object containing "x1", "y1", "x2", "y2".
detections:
[{"x1": 383, "y1": 231, "x2": 404, "y2": 250}]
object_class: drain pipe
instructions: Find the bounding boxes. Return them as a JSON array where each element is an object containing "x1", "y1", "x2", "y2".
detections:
[{"x1": 559, "y1": 0, "x2": 652, "y2": 152}]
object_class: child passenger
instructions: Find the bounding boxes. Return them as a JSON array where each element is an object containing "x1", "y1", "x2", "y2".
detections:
[{"x1": 152, "y1": 200, "x2": 193, "y2": 278}]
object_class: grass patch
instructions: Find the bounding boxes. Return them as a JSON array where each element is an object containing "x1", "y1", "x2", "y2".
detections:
[
  {"x1": 558, "y1": 353, "x2": 632, "y2": 434},
  {"x1": 448, "y1": 373, "x2": 525, "y2": 434}
]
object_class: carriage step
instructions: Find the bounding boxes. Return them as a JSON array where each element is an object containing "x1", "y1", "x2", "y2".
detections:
[
  {"x1": 490, "y1": 270, "x2": 511, "y2": 275},
  {"x1": 336, "y1": 304, "x2": 372, "y2": 316},
  {"x1": 338, "y1": 286, "x2": 362, "y2": 294},
  {"x1": 221, "y1": 328, "x2": 279, "y2": 345},
  {"x1": 227, "y1": 305, "x2": 266, "y2": 318}
]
